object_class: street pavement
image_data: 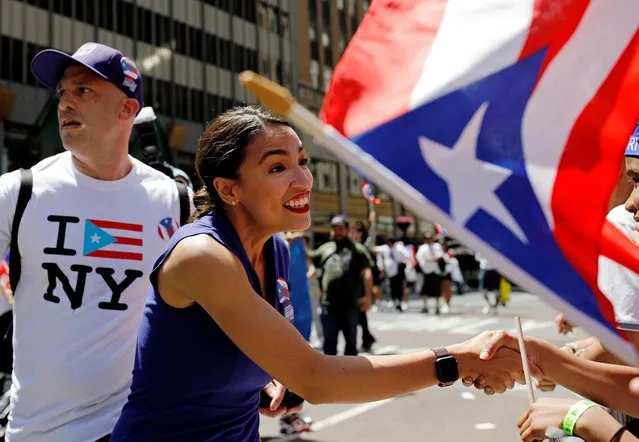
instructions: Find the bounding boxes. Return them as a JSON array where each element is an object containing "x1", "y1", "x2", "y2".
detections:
[{"x1": 259, "y1": 291, "x2": 590, "y2": 442}]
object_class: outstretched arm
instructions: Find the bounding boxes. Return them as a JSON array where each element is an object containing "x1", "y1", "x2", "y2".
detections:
[{"x1": 159, "y1": 234, "x2": 533, "y2": 405}]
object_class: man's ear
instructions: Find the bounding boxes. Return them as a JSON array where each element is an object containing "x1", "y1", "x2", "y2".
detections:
[{"x1": 120, "y1": 98, "x2": 139, "y2": 120}]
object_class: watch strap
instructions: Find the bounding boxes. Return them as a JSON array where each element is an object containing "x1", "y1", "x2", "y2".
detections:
[{"x1": 432, "y1": 346, "x2": 450, "y2": 359}]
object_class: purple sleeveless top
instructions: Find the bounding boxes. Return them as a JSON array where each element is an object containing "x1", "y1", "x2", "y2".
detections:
[{"x1": 111, "y1": 210, "x2": 293, "y2": 441}]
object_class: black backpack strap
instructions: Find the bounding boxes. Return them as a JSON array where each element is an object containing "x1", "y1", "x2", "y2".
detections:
[
  {"x1": 9, "y1": 169, "x2": 33, "y2": 291},
  {"x1": 176, "y1": 181, "x2": 190, "y2": 226}
]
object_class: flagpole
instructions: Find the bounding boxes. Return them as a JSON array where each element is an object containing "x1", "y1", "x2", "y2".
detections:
[{"x1": 514, "y1": 316, "x2": 535, "y2": 405}]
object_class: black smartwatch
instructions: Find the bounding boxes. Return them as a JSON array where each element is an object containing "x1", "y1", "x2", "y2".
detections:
[{"x1": 432, "y1": 346, "x2": 459, "y2": 387}]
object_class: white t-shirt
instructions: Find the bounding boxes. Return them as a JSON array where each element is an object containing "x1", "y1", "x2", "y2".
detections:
[
  {"x1": 375, "y1": 242, "x2": 411, "y2": 278},
  {"x1": 598, "y1": 205, "x2": 639, "y2": 329},
  {"x1": 416, "y1": 242, "x2": 444, "y2": 275},
  {"x1": 0, "y1": 152, "x2": 189, "y2": 442}
]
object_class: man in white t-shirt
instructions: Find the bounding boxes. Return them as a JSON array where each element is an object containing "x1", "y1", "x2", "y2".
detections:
[{"x1": 0, "y1": 42, "x2": 192, "y2": 442}]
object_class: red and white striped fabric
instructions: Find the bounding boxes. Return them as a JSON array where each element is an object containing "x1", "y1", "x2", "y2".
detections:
[{"x1": 322, "y1": 0, "x2": 639, "y2": 362}]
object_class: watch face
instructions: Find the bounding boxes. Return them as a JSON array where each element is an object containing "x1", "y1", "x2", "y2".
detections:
[{"x1": 436, "y1": 355, "x2": 459, "y2": 385}]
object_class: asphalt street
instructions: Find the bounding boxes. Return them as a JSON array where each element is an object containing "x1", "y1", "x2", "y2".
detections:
[{"x1": 259, "y1": 291, "x2": 590, "y2": 442}]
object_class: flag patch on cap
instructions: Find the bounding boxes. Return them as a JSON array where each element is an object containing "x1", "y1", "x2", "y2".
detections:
[{"x1": 120, "y1": 56, "x2": 139, "y2": 93}]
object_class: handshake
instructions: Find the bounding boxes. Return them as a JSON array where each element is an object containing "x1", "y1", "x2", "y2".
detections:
[{"x1": 447, "y1": 330, "x2": 545, "y2": 395}]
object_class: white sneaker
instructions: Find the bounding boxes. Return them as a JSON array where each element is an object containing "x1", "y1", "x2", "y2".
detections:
[
  {"x1": 482, "y1": 305, "x2": 491, "y2": 315},
  {"x1": 440, "y1": 304, "x2": 450, "y2": 314}
]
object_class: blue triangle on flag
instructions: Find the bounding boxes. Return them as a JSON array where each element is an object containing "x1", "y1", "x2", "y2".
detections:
[{"x1": 83, "y1": 220, "x2": 116, "y2": 255}]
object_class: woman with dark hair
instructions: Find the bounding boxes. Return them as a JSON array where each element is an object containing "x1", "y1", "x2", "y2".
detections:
[{"x1": 111, "y1": 105, "x2": 530, "y2": 441}]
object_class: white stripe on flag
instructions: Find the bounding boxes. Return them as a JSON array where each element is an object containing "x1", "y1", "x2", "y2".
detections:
[
  {"x1": 410, "y1": 0, "x2": 535, "y2": 109},
  {"x1": 523, "y1": 0, "x2": 639, "y2": 228}
]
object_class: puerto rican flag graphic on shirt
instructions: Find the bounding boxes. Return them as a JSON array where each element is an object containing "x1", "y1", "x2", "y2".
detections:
[{"x1": 83, "y1": 219, "x2": 143, "y2": 261}]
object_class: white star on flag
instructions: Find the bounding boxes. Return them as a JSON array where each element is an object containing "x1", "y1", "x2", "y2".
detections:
[
  {"x1": 418, "y1": 102, "x2": 527, "y2": 243},
  {"x1": 90, "y1": 233, "x2": 101, "y2": 244}
]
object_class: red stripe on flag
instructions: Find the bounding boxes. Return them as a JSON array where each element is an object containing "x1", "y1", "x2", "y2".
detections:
[
  {"x1": 115, "y1": 236, "x2": 143, "y2": 246},
  {"x1": 320, "y1": 0, "x2": 446, "y2": 138},
  {"x1": 518, "y1": 0, "x2": 591, "y2": 80},
  {"x1": 89, "y1": 219, "x2": 143, "y2": 232},
  {"x1": 87, "y1": 250, "x2": 144, "y2": 261},
  {"x1": 552, "y1": 33, "x2": 639, "y2": 332}
]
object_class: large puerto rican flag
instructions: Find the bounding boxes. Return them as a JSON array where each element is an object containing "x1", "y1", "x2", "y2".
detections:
[{"x1": 321, "y1": 0, "x2": 639, "y2": 362}]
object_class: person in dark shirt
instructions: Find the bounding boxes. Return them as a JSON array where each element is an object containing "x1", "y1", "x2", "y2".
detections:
[{"x1": 311, "y1": 215, "x2": 374, "y2": 356}]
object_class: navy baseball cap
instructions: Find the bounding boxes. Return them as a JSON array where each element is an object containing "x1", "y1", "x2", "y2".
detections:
[
  {"x1": 625, "y1": 123, "x2": 639, "y2": 158},
  {"x1": 30, "y1": 42, "x2": 144, "y2": 113}
]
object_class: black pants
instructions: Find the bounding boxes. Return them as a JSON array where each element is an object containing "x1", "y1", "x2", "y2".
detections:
[
  {"x1": 321, "y1": 308, "x2": 359, "y2": 356},
  {"x1": 389, "y1": 273, "x2": 405, "y2": 303},
  {"x1": 96, "y1": 435, "x2": 111, "y2": 442},
  {"x1": 359, "y1": 310, "x2": 375, "y2": 346}
]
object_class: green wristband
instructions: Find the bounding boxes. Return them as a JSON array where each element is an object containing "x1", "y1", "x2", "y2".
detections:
[{"x1": 562, "y1": 399, "x2": 597, "y2": 436}]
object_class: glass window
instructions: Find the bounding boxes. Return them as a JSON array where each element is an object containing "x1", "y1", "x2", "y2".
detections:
[
  {"x1": 323, "y1": 32, "x2": 333, "y2": 67},
  {"x1": 99, "y1": 0, "x2": 114, "y2": 31},
  {"x1": 175, "y1": 85, "x2": 188, "y2": 119},
  {"x1": 143, "y1": 75, "x2": 155, "y2": 110},
  {"x1": 280, "y1": 14, "x2": 290, "y2": 40},
  {"x1": 323, "y1": 66, "x2": 333, "y2": 91},
  {"x1": 154, "y1": 14, "x2": 172, "y2": 48},
  {"x1": 0, "y1": 37, "x2": 9, "y2": 81},
  {"x1": 220, "y1": 39, "x2": 231, "y2": 70},
  {"x1": 246, "y1": 1, "x2": 256, "y2": 23},
  {"x1": 85, "y1": 0, "x2": 97, "y2": 26},
  {"x1": 53, "y1": 0, "x2": 72, "y2": 17},
  {"x1": 206, "y1": 93, "x2": 217, "y2": 121},
  {"x1": 25, "y1": 0, "x2": 50, "y2": 9},
  {"x1": 248, "y1": 49, "x2": 258, "y2": 72},
  {"x1": 258, "y1": 3, "x2": 267, "y2": 28},
  {"x1": 190, "y1": 28, "x2": 203, "y2": 61},
  {"x1": 120, "y1": 1, "x2": 134, "y2": 38},
  {"x1": 174, "y1": 21, "x2": 187, "y2": 56},
  {"x1": 204, "y1": 34, "x2": 217, "y2": 65},
  {"x1": 283, "y1": 64, "x2": 291, "y2": 89},
  {"x1": 74, "y1": 0, "x2": 84, "y2": 21},
  {"x1": 233, "y1": 44, "x2": 243, "y2": 72},
  {"x1": 137, "y1": 8, "x2": 152, "y2": 45},
  {"x1": 10, "y1": 38, "x2": 24, "y2": 83},
  {"x1": 190, "y1": 88, "x2": 203, "y2": 122},
  {"x1": 267, "y1": 7, "x2": 277, "y2": 33},
  {"x1": 310, "y1": 59, "x2": 320, "y2": 89},
  {"x1": 26, "y1": 42, "x2": 45, "y2": 86}
]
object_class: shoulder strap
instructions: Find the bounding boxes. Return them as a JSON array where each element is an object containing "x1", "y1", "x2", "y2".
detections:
[
  {"x1": 319, "y1": 243, "x2": 340, "y2": 269},
  {"x1": 9, "y1": 169, "x2": 34, "y2": 291},
  {"x1": 176, "y1": 181, "x2": 189, "y2": 226}
]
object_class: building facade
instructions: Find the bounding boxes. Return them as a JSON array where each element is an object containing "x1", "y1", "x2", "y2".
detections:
[
  {"x1": 0, "y1": 0, "x2": 294, "y2": 174},
  {"x1": 293, "y1": 0, "x2": 422, "y2": 241},
  {"x1": 0, "y1": 0, "x2": 424, "y2": 243}
]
